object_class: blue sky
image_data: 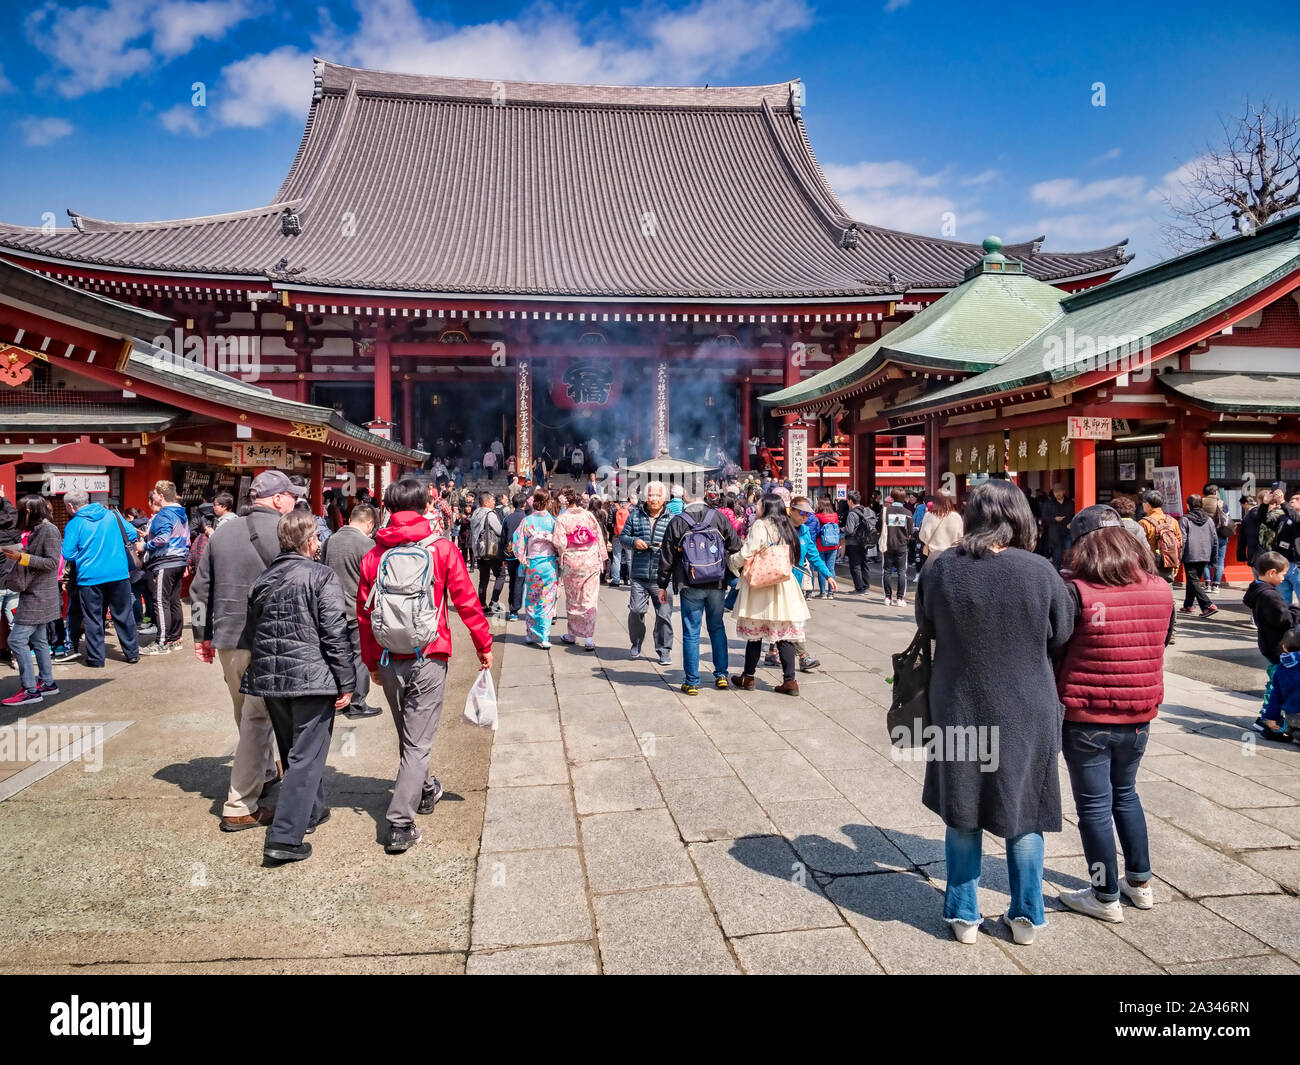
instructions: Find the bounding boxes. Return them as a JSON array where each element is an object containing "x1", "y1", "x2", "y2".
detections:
[{"x1": 2, "y1": 0, "x2": 1298, "y2": 268}]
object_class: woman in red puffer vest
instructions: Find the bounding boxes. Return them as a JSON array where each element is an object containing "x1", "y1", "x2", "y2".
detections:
[{"x1": 1054, "y1": 504, "x2": 1174, "y2": 926}]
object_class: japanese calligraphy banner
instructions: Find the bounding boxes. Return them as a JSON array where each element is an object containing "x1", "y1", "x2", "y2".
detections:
[
  {"x1": 232, "y1": 441, "x2": 287, "y2": 467},
  {"x1": 786, "y1": 426, "x2": 809, "y2": 498},
  {"x1": 948, "y1": 432, "x2": 1004, "y2": 475},
  {"x1": 1010, "y1": 423, "x2": 1071, "y2": 472}
]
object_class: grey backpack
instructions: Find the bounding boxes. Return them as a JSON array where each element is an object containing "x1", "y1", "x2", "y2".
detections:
[{"x1": 365, "y1": 534, "x2": 448, "y2": 659}]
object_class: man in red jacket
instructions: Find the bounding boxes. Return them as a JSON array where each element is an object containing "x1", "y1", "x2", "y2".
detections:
[{"x1": 357, "y1": 477, "x2": 492, "y2": 854}]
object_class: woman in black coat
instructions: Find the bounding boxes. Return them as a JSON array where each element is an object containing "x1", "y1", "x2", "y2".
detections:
[
  {"x1": 915, "y1": 480, "x2": 1074, "y2": 946},
  {"x1": 242, "y1": 511, "x2": 354, "y2": 863}
]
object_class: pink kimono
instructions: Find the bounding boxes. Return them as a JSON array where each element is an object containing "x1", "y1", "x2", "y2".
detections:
[{"x1": 551, "y1": 507, "x2": 607, "y2": 640}]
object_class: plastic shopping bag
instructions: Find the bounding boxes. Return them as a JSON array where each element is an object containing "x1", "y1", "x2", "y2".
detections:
[{"x1": 463, "y1": 668, "x2": 498, "y2": 730}]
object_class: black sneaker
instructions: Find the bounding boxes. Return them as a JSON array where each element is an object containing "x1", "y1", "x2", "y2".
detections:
[
  {"x1": 264, "y1": 840, "x2": 312, "y2": 862},
  {"x1": 418, "y1": 779, "x2": 444, "y2": 815},
  {"x1": 52, "y1": 648, "x2": 79, "y2": 664},
  {"x1": 343, "y1": 703, "x2": 383, "y2": 719},
  {"x1": 386, "y1": 824, "x2": 422, "y2": 853},
  {"x1": 305, "y1": 808, "x2": 331, "y2": 834},
  {"x1": 37, "y1": 681, "x2": 59, "y2": 695}
]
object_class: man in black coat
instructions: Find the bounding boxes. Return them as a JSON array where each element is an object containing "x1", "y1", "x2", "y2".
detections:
[
  {"x1": 1039, "y1": 483, "x2": 1074, "y2": 569},
  {"x1": 242, "y1": 511, "x2": 355, "y2": 863},
  {"x1": 190, "y1": 469, "x2": 302, "y2": 832}
]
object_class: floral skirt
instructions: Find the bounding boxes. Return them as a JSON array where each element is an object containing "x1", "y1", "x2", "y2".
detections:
[
  {"x1": 523, "y1": 559, "x2": 559, "y2": 642},
  {"x1": 562, "y1": 566, "x2": 601, "y2": 639},
  {"x1": 736, "y1": 617, "x2": 805, "y2": 642}
]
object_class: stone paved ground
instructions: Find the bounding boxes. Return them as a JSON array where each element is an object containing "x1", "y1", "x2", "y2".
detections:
[
  {"x1": 2, "y1": 571, "x2": 1298, "y2": 974},
  {"x1": 470, "y1": 579, "x2": 1300, "y2": 975}
]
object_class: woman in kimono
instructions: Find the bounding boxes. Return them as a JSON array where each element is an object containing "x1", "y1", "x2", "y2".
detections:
[
  {"x1": 512, "y1": 488, "x2": 559, "y2": 649},
  {"x1": 552, "y1": 486, "x2": 607, "y2": 650}
]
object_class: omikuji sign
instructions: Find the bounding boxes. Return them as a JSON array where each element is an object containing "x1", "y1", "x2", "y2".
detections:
[
  {"x1": 232, "y1": 441, "x2": 287, "y2": 466},
  {"x1": 47, "y1": 474, "x2": 109, "y2": 494},
  {"x1": 786, "y1": 427, "x2": 809, "y2": 497}
]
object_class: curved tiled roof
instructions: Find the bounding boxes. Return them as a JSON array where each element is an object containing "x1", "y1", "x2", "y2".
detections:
[{"x1": 0, "y1": 60, "x2": 1131, "y2": 300}]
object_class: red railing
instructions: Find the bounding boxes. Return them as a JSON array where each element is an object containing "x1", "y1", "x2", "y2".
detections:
[
  {"x1": 764, "y1": 446, "x2": 851, "y2": 478},
  {"x1": 875, "y1": 445, "x2": 926, "y2": 480}
]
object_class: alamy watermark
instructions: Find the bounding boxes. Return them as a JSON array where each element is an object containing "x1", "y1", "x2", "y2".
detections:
[
  {"x1": 890, "y1": 719, "x2": 1000, "y2": 773},
  {"x1": 0, "y1": 720, "x2": 105, "y2": 772},
  {"x1": 1040, "y1": 328, "x2": 1152, "y2": 381},
  {"x1": 145, "y1": 328, "x2": 261, "y2": 382}
]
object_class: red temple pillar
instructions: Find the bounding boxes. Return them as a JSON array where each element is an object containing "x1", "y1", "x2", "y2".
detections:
[
  {"x1": 373, "y1": 333, "x2": 392, "y2": 423},
  {"x1": 1161, "y1": 410, "x2": 1210, "y2": 513},
  {"x1": 294, "y1": 342, "x2": 310, "y2": 405},
  {"x1": 309, "y1": 451, "x2": 324, "y2": 514},
  {"x1": 924, "y1": 417, "x2": 944, "y2": 497},
  {"x1": 652, "y1": 359, "x2": 670, "y2": 453},
  {"x1": 855, "y1": 430, "x2": 875, "y2": 499},
  {"x1": 401, "y1": 373, "x2": 414, "y2": 450},
  {"x1": 1074, "y1": 438, "x2": 1097, "y2": 509},
  {"x1": 739, "y1": 379, "x2": 752, "y2": 469}
]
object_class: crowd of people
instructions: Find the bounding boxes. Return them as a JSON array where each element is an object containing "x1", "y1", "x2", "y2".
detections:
[{"x1": 2, "y1": 460, "x2": 1296, "y2": 920}]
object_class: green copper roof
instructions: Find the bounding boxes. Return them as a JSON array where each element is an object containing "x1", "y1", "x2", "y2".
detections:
[
  {"x1": 762, "y1": 265, "x2": 1067, "y2": 411},
  {"x1": 889, "y1": 212, "x2": 1300, "y2": 418}
]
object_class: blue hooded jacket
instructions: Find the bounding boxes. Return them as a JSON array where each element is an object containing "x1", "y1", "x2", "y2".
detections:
[
  {"x1": 145, "y1": 503, "x2": 191, "y2": 570},
  {"x1": 1265, "y1": 652, "x2": 1300, "y2": 721},
  {"x1": 62, "y1": 503, "x2": 137, "y2": 586},
  {"x1": 797, "y1": 521, "x2": 832, "y2": 580}
]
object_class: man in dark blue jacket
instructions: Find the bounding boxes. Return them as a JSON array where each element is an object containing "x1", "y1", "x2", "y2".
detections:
[{"x1": 620, "y1": 481, "x2": 674, "y2": 665}]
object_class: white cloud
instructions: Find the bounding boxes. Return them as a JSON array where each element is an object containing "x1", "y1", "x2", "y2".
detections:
[
  {"x1": 0, "y1": 63, "x2": 13, "y2": 93},
  {"x1": 19, "y1": 116, "x2": 75, "y2": 146},
  {"x1": 1010, "y1": 213, "x2": 1136, "y2": 246},
  {"x1": 152, "y1": 0, "x2": 253, "y2": 58},
  {"x1": 216, "y1": 46, "x2": 313, "y2": 127},
  {"x1": 1030, "y1": 175, "x2": 1146, "y2": 206},
  {"x1": 159, "y1": 100, "x2": 203, "y2": 133},
  {"x1": 1091, "y1": 147, "x2": 1121, "y2": 164},
  {"x1": 216, "y1": 0, "x2": 813, "y2": 128},
  {"x1": 961, "y1": 168, "x2": 1000, "y2": 187},
  {"x1": 823, "y1": 159, "x2": 990, "y2": 236},
  {"x1": 26, "y1": 0, "x2": 258, "y2": 97},
  {"x1": 884, "y1": 0, "x2": 910, "y2": 10}
]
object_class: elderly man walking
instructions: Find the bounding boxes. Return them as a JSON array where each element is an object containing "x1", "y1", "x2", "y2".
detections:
[
  {"x1": 60, "y1": 488, "x2": 140, "y2": 667},
  {"x1": 190, "y1": 470, "x2": 303, "y2": 831},
  {"x1": 620, "y1": 481, "x2": 675, "y2": 665}
]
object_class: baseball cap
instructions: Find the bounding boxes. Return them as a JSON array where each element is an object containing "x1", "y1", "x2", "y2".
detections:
[
  {"x1": 249, "y1": 470, "x2": 307, "y2": 500},
  {"x1": 1068, "y1": 504, "x2": 1122, "y2": 543}
]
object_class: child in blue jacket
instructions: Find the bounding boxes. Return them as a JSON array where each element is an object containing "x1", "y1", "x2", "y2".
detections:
[{"x1": 1260, "y1": 627, "x2": 1300, "y2": 741}]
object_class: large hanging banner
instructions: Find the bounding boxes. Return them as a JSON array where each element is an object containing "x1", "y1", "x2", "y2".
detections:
[
  {"x1": 550, "y1": 357, "x2": 621, "y2": 410},
  {"x1": 1009, "y1": 423, "x2": 1072, "y2": 472},
  {"x1": 786, "y1": 426, "x2": 809, "y2": 497},
  {"x1": 516, "y1": 359, "x2": 532, "y2": 479},
  {"x1": 948, "y1": 432, "x2": 1004, "y2": 475},
  {"x1": 652, "y1": 361, "x2": 670, "y2": 452}
]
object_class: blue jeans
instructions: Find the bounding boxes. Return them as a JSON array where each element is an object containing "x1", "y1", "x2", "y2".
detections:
[
  {"x1": 9, "y1": 621, "x2": 53, "y2": 690},
  {"x1": 816, "y1": 549, "x2": 837, "y2": 594},
  {"x1": 1280, "y1": 562, "x2": 1300, "y2": 607},
  {"x1": 723, "y1": 574, "x2": 739, "y2": 610},
  {"x1": 1212, "y1": 538, "x2": 1228, "y2": 585},
  {"x1": 1061, "y1": 722, "x2": 1152, "y2": 901},
  {"x1": 944, "y1": 826, "x2": 1045, "y2": 926},
  {"x1": 679, "y1": 587, "x2": 728, "y2": 686}
]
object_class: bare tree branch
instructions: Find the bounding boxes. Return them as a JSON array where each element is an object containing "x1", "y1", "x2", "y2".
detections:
[{"x1": 1161, "y1": 100, "x2": 1300, "y2": 253}]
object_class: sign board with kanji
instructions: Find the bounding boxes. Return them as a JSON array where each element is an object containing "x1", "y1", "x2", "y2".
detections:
[
  {"x1": 1068, "y1": 416, "x2": 1112, "y2": 440},
  {"x1": 1009, "y1": 423, "x2": 1072, "y2": 472},
  {"x1": 786, "y1": 427, "x2": 809, "y2": 498},
  {"x1": 232, "y1": 441, "x2": 287, "y2": 467}
]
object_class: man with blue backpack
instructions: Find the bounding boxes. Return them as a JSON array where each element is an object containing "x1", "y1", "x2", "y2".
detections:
[{"x1": 657, "y1": 490, "x2": 744, "y2": 695}]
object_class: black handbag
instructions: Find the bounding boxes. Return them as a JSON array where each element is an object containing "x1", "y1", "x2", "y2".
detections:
[
  {"x1": 113, "y1": 511, "x2": 145, "y2": 583},
  {"x1": 887, "y1": 626, "x2": 931, "y2": 748}
]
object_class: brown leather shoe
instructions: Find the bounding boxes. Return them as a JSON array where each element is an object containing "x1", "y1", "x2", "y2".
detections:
[
  {"x1": 730, "y1": 674, "x2": 755, "y2": 691},
  {"x1": 773, "y1": 680, "x2": 800, "y2": 697},
  {"x1": 220, "y1": 807, "x2": 275, "y2": 832}
]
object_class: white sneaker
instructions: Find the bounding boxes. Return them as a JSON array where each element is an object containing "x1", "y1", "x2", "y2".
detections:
[
  {"x1": 1059, "y1": 887, "x2": 1124, "y2": 923},
  {"x1": 1001, "y1": 912, "x2": 1037, "y2": 944},
  {"x1": 884, "y1": 597, "x2": 894, "y2": 606},
  {"x1": 629, "y1": 646, "x2": 641, "y2": 659},
  {"x1": 1120, "y1": 877, "x2": 1155, "y2": 910},
  {"x1": 584, "y1": 638, "x2": 596, "y2": 651},
  {"x1": 948, "y1": 918, "x2": 980, "y2": 944}
]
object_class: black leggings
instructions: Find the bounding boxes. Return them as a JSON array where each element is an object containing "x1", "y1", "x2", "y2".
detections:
[{"x1": 745, "y1": 639, "x2": 795, "y2": 682}]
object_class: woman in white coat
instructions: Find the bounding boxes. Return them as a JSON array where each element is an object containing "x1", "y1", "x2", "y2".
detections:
[
  {"x1": 728, "y1": 494, "x2": 809, "y2": 696},
  {"x1": 919, "y1": 490, "x2": 963, "y2": 560}
]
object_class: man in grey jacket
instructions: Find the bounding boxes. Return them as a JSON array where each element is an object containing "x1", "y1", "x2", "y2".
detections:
[
  {"x1": 1179, "y1": 493, "x2": 1220, "y2": 618},
  {"x1": 322, "y1": 503, "x2": 380, "y2": 718},
  {"x1": 190, "y1": 470, "x2": 302, "y2": 831}
]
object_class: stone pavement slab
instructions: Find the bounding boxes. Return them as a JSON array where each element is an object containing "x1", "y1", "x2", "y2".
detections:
[
  {"x1": 594, "y1": 886, "x2": 738, "y2": 975},
  {"x1": 466, "y1": 943, "x2": 599, "y2": 975},
  {"x1": 470, "y1": 847, "x2": 592, "y2": 949},
  {"x1": 691, "y1": 836, "x2": 844, "y2": 937},
  {"x1": 732, "y1": 927, "x2": 883, "y2": 974},
  {"x1": 580, "y1": 808, "x2": 696, "y2": 892}
]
